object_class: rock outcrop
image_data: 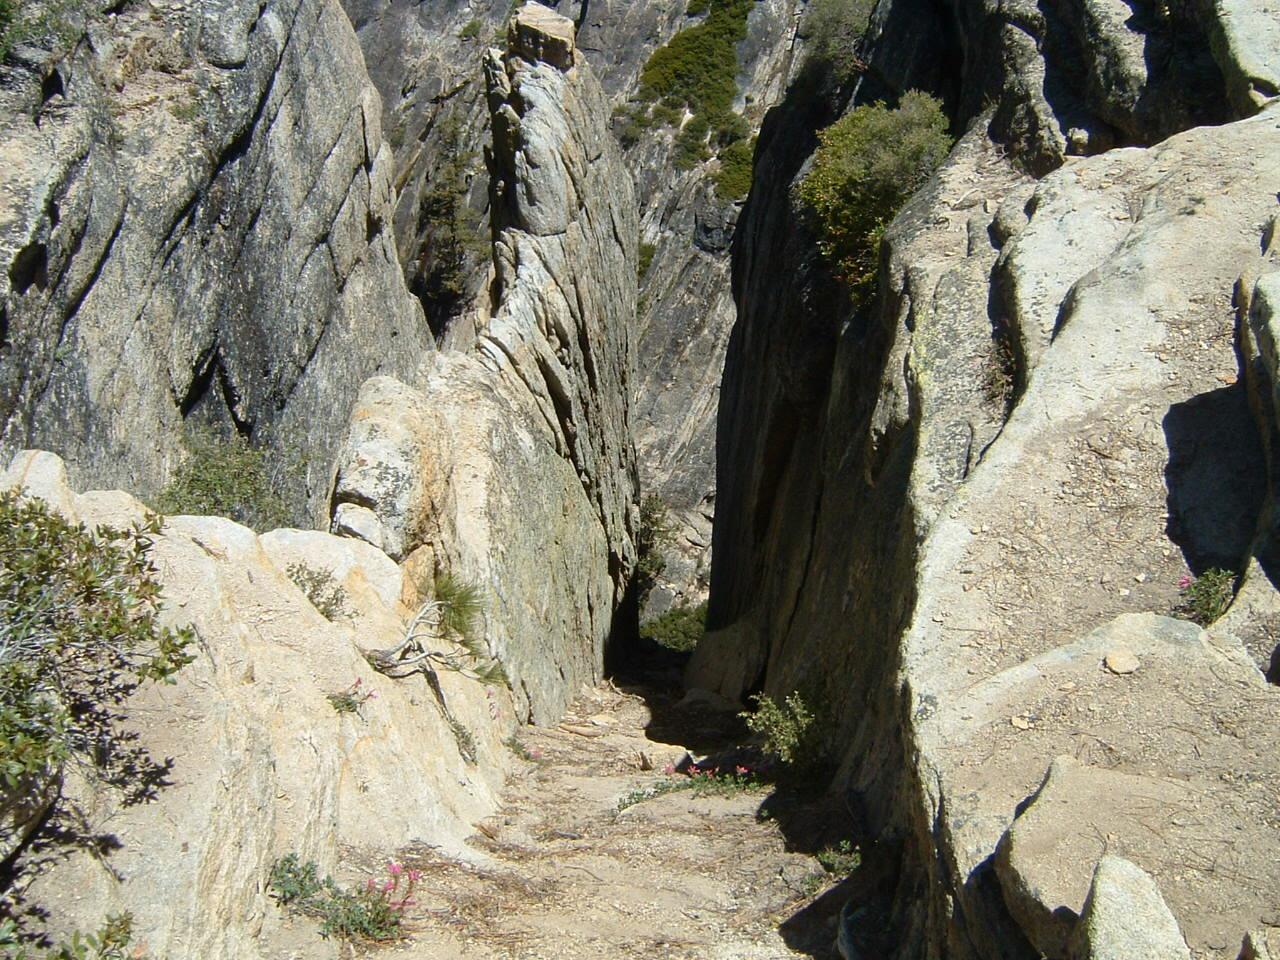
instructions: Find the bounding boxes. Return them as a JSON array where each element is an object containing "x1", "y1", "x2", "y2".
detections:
[
  {"x1": 338, "y1": 0, "x2": 806, "y2": 614},
  {"x1": 693, "y1": 0, "x2": 1280, "y2": 952},
  {"x1": 0, "y1": 0, "x2": 429, "y2": 522},
  {"x1": 330, "y1": 5, "x2": 639, "y2": 725},
  {"x1": 1, "y1": 450, "x2": 512, "y2": 957}
]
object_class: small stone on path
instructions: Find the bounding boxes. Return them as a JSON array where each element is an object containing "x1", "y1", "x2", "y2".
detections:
[{"x1": 1103, "y1": 648, "x2": 1140, "y2": 674}]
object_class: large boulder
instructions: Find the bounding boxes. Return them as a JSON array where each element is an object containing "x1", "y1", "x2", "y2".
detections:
[{"x1": 1069, "y1": 856, "x2": 1191, "y2": 960}]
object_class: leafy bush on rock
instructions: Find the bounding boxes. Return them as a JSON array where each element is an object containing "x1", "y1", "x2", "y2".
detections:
[
  {"x1": 0, "y1": 491, "x2": 194, "y2": 790},
  {"x1": 798, "y1": 91, "x2": 952, "y2": 298}
]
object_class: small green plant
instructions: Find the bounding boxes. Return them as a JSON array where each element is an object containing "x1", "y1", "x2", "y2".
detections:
[
  {"x1": 0, "y1": 913, "x2": 139, "y2": 960},
  {"x1": 287, "y1": 562, "x2": 349, "y2": 621},
  {"x1": 458, "y1": 17, "x2": 482, "y2": 39},
  {"x1": 741, "y1": 692, "x2": 819, "y2": 768},
  {"x1": 156, "y1": 426, "x2": 288, "y2": 531},
  {"x1": 616, "y1": 762, "x2": 760, "y2": 812},
  {"x1": 269, "y1": 854, "x2": 417, "y2": 942},
  {"x1": 638, "y1": 241, "x2": 657, "y2": 279},
  {"x1": 714, "y1": 136, "x2": 755, "y2": 199},
  {"x1": 799, "y1": 0, "x2": 873, "y2": 81},
  {"x1": 1176, "y1": 569, "x2": 1236, "y2": 625},
  {"x1": 816, "y1": 839, "x2": 861, "y2": 875},
  {"x1": 686, "y1": 0, "x2": 710, "y2": 14},
  {"x1": 640, "y1": 601, "x2": 707, "y2": 652},
  {"x1": 635, "y1": 495, "x2": 673, "y2": 604},
  {"x1": 0, "y1": 492, "x2": 194, "y2": 790},
  {"x1": 326, "y1": 678, "x2": 375, "y2": 716},
  {"x1": 505, "y1": 734, "x2": 537, "y2": 761},
  {"x1": 797, "y1": 91, "x2": 952, "y2": 299}
]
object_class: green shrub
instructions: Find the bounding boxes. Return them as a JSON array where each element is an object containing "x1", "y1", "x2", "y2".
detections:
[
  {"x1": 412, "y1": 116, "x2": 484, "y2": 320},
  {"x1": 326, "y1": 678, "x2": 374, "y2": 716},
  {"x1": 797, "y1": 91, "x2": 951, "y2": 297},
  {"x1": 1177, "y1": 568, "x2": 1236, "y2": 625},
  {"x1": 635, "y1": 495, "x2": 673, "y2": 602},
  {"x1": 156, "y1": 426, "x2": 288, "y2": 531},
  {"x1": 800, "y1": 0, "x2": 873, "y2": 81},
  {"x1": 269, "y1": 854, "x2": 414, "y2": 942},
  {"x1": 459, "y1": 17, "x2": 482, "y2": 40},
  {"x1": 714, "y1": 136, "x2": 755, "y2": 199},
  {"x1": 686, "y1": 0, "x2": 710, "y2": 15},
  {"x1": 0, "y1": 492, "x2": 194, "y2": 791},
  {"x1": 639, "y1": 0, "x2": 752, "y2": 121},
  {"x1": 0, "y1": 913, "x2": 141, "y2": 960},
  {"x1": 741, "y1": 692, "x2": 823, "y2": 769},
  {"x1": 638, "y1": 241, "x2": 657, "y2": 279},
  {"x1": 640, "y1": 601, "x2": 707, "y2": 652}
]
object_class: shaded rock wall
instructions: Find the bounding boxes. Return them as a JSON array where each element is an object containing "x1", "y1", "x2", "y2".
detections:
[
  {"x1": 693, "y1": 0, "x2": 1280, "y2": 952},
  {"x1": 0, "y1": 0, "x2": 430, "y2": 522}
]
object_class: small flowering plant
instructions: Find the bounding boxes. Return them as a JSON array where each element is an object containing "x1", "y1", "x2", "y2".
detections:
[
  {"x1": 1175, "y1": 568, "x2": 1235, "y2": 626},
  {"x1": 269, "y1": 854, "x2": 422, "y2": 942},
  {"x1": 326, "y1": 678, "x2": 377, "y2": 716}
]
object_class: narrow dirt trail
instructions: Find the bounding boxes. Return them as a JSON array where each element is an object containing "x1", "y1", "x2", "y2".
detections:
[{"x1": 377, "y1": 681, "x2": 850, "y2": 959}]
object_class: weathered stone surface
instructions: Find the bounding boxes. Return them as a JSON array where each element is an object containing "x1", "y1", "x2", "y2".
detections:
[
  {"x1": 0, "y1": 0, "x2": 430, "y2": 524},
  {"x1": 509, "y1": 2, "x2": 577, "y2": 70},
  {"x1": 0, "y1": 451, "x2": 512, "y2": 955},
  {"x1": 331, "y1": 28, "x2": 638, "y2": 724},
  {"x1": 1069, "y1": 856, "x2": 1191, "y2": 960},
  {"x1": 0, "y1": 771, "x2": 58, "y2": 866},
  {"x1": 699, "y1": 0, "x2": 1280, "y2": 945}
]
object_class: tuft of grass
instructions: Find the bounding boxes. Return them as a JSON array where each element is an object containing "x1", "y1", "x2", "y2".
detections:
[
  {"x1": 156, "y1": 425, "x2": 288, "y2": 532},
  {"x1": 816, "y1": 839, "x2": 861, "y2": 875},
  {"x1": 326, "y1": 679, "x2": 374, "y2": 717},
  {"x1": 459, "y1": 17, "x2": 482, "y2": 40},
  {"x1": 640, "y1": 601, "x2": 707, "y2": 652},
  {"x1": 1177, "y1": 568, "x2": 1236, "y2": 625},
  {"x1": 797, "y1": 91, "x2": 952, "y2": 300}
]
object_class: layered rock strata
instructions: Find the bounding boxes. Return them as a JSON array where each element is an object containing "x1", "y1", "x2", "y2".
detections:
[{"x1": 331, "y1": 5, "x2": 639, "y2": 724}]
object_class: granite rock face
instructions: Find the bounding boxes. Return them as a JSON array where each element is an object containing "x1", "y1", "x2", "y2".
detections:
[
  {"x1": 1, "y1": 450, "x2": 512, "y2": 958},
  {"x1": 0, "y1": 0, "x2": 430, "y2": 522},
  {"x1": 339, "y1": 0, "x2": 806, "y2": 614},
  {"x1": 331, "y1": 6, "x2": 639, "y2": 725},
  {"x1": 695, "y1": 0, "x2": 1280, "y2": 951}
]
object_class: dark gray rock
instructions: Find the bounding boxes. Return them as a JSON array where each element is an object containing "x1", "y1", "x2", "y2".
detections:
[{"x1": 0, "y1": 0, "x2": 430, "y2": 523}]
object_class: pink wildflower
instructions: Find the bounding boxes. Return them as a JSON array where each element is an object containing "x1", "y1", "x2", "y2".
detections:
[
  {"x1": 1178, "y1": 575, "x2": 1192, "y2": 589},
  {"x1": 367, "y1": 690, "x2": 378, "y2": 699},
  {"x1": 735, "y1": 765, "x2": 750, "y2": 776},
  {"x1": 366, "y1": 877, "x2": 377, "y2": 891},
  {"x1": 407, "y1": 869, "x2": 423, "y2": 882},
  {"x1": 388, "y1": 861, "x2": 404, "y2": 875},
  {"x1": 662, "y1": 762, "x2": 675, "y2": 775},
  {"x1": 382, "y1": 878, "x2": 396, "y2": 893}
]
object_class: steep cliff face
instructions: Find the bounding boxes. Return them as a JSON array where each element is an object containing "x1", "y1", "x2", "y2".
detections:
[
  {"x1": 694, "y1": 0, "x2": 1280, "y2": 953},
  {"x1": 0, "y1": 0, "x2": 429, "y2": 520},
  {"x1": 330, "y1": 6, "x2": 639, "y2": 725},
  {"x1": 340, "y1": 0, "x2": 805, "y2": 613}
]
